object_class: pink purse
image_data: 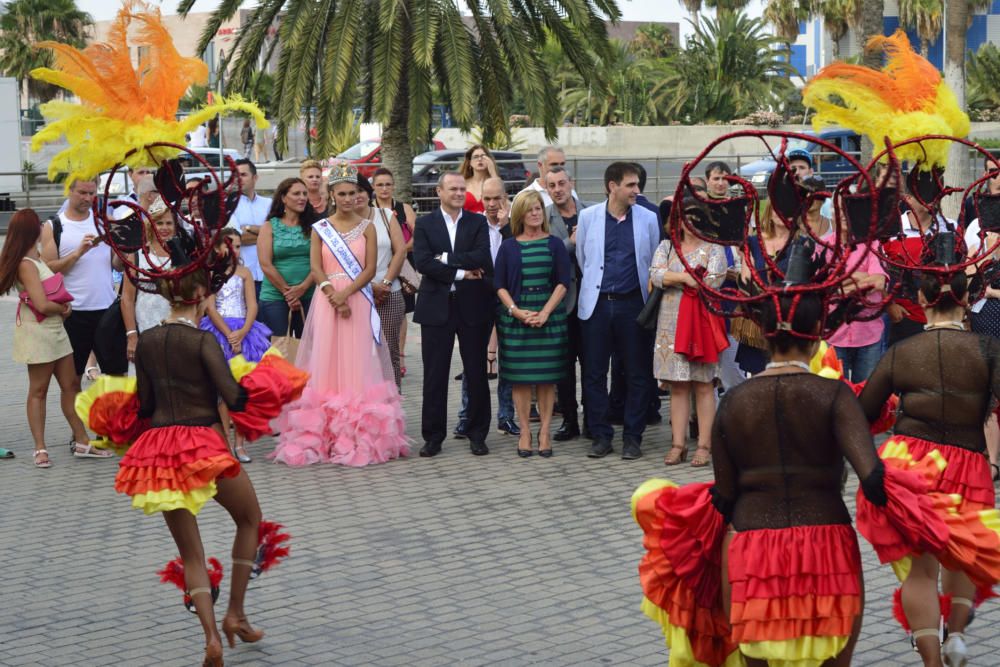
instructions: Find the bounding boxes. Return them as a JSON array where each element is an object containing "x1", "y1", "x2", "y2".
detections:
[{"x1": 17, "y1": 272, "x2": 73, "y2": 324}]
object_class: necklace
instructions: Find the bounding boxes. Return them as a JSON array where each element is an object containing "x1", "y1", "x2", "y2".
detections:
[
  {"x1": 765, "y1": 360, "x2": 811, "y2": 372},
  {"x1": 924, "y1": 320, "x2": 964, "y2": 331},
  {"x1": 165, "y1": 316, "x2": 198, "y2": 328}
]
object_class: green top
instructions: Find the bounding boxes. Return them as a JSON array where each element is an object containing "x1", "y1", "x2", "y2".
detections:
[{"x1": 260, "y1": 217, "x2": 315, "y2": 302}]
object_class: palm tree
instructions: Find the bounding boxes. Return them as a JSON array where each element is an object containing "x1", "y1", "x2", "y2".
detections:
[
  {"x1": 681, "y1": 0, "x2": 704, "y2": 24},
  {"x1": 898, "y1": 0, "x2": 943, "y2": 56},
  {"x1": 763, "y1": 0, "x2": 807, "y2": 53},
  {"x1": 818, "y1": 0, "x2": 861, "y2": 59},
  {"x1": 181, "y1": 0, "x2": 618, "y2": 199},
  {"x1": 943, "y1": 0, "x2": 970, "y2": 204},
  {"x1": 705, "y1": 0, "x2": 754, "y2": 17},
  {"x1": 560, "y1": 40, "x2": 663, "y2": 126},
  {"x1": 655, "y1": 12, "x2": 796, "y2": 123},
  {"x1": 0, "y1": 0, "x2": 93, "y2": 106},
  {"x1": 629, "y1": 23, "x2": 677, "y2": 59},
  {"x1": 966, "y1": 42, "x2": 1000, "y2": 110}
]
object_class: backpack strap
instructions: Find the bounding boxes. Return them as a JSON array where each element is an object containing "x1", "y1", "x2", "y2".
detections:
[{"x1": 47, "y1": 214, "x2": 62, "y2": 250}]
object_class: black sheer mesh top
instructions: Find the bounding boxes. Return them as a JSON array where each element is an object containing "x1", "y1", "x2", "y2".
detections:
[
  {"x1": 858, "y1": 329, "x2": 1000, "y2": 453},
  {"x1": 712, "y1": 373, "x2": 884, "y2": 531},
  {"x1": 135, "y1": 323, "x2": 248, "y2": 427}
]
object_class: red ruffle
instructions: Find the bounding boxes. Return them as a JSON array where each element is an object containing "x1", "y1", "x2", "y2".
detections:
[
  {"x1": 674, "y1": 288, "x2": 729, "y2": 364},
  {"x1": 634, "y1": 481, "x2": 737, "y2": 666},
  {"x1": 855, "y1": 462, "x2": 950, "y2": 565},
  {"x1": 881, "y1": 437, "x2": 995, "y2": 510},
  {"x1": 847, "y1": 380, "x2": 898, "y2": 434},
  {"x1": 728, "y1": 524, "x2": 862, "y2": 643},
  {"x1": 114, "y1": 426, "x2": 239, "y2": 495},
  {"x1": 89, "y1": 392, "x2": 149, "y2": 444},
  {"x1": 656, "y1": 482, "x2": 726, "y2": 607},
  {"x1": 231, "y1": 360, "x2": 299, "y2": 442}
]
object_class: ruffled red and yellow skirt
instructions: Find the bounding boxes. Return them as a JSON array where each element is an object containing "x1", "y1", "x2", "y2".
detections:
[
  {"x1": 880, "y1": 435, "x2": 995, "y2": 511},
  {"x1": 114, "y1": 426, "x2": 240, "y2": 516},
  {"x1": 728, "y1": 524, "x2": 861, "y2": 666}
]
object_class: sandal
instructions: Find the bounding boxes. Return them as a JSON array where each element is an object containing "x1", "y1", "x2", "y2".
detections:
[
  {"x1": 33, "y1": 449, "x2": 51, "y2": 468},
  {"x1": 691, "y1": 446, "x2": 712, "y2": 467},
  {"x1": 664, "y1": 445, "x2": 687, "y2": 465},
  {"x1": 0, "y1": 448, "x2": 13, "y2": 459},
  {"x1": 487, "y1": 352, "x2": 498, "y2": 380},
  {"x1": 71, "y1": 440, "x2": 114, "y2": 458}
]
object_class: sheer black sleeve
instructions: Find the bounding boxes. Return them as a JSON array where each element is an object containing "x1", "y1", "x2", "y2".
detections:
[
  {"x1": 710, "y1": 392, "x2": 737, "y2": 522},
  {"x1": 135, "y1": 339, "x2": 154, "y2": 420},
  {"x1": 200, "y1": 333, "x2": 248, "y2": 412},
  {"x1": 857, "y1": 345, "x2": 895, "y2": 426},
  {"x1": 832, "y1": 382, "x2": 886, "y2": 506}
]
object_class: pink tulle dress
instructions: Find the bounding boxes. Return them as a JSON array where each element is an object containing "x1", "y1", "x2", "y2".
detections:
[{"x1": 270, "y1": 219, "x2": 410, "y2": 466}]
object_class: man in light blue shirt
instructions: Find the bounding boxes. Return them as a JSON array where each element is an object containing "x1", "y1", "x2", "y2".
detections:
[{"x1": 227, "y1": 159, "x2": 273, "y2": 297}]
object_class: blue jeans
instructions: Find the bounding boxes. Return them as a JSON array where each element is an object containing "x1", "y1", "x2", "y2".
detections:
[
  {"x1": 258, "y1": 297, "x2": 311, "y2": 339},
  {"x1": 581, "y1": 292, "x2": 651, "y2": 442},
  {"x1": 834, "y1": 340, "x2": 882, "y2": 383},
  {"x1": 459, "y1": 375, "x2": 514, "y2": 423}
]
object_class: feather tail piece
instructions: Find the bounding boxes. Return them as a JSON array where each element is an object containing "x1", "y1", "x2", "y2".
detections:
[
  {"x1": 254, "y1": 520, "x2": 291, "y2": 577},
  {"x1": 158, "y1": 556, "x2": 224, "y2": 613},
  {"x1": 802, "y1": 30, "x2": 969, "y2": 170}
]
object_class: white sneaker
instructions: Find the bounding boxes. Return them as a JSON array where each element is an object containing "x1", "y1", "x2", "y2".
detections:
[{"x1": 942, "y1": 632, "x2": 968, "y2": 667}]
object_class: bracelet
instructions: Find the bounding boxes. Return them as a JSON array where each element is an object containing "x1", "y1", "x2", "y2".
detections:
[
  {"x1": 319, "y1": 281, "x2": 332, "y2": 290},
  {"x1": 381, "y1": 278, "x2": 392, "y2": 287},
  {"x1": 126, "y1": 329, "x2": 138, "y2": 336},
  {"x1": 507, "y1": 304, "x2": 516, "y2": 316}
]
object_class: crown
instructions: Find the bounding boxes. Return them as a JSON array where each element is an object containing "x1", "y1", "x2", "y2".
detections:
[
  {"x1": 148, "y1": 194, "x2": 169, "y2": 216},
  {"x1": 327, "y1": 160, "x2": 359, "y2": 186}
]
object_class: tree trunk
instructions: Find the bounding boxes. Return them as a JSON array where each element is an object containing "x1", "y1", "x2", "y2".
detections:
[
  {"x1": 382, "y1": 56, "x2": 414, "y2": 203},
  {"x1": 857, "y1": 0, "x2": 885, "y2": 163},
  {"x1": 921, "y1": 37, "x2": 929, "y2": 57},
  {"x1": 832, "y1": 35, "x2": 841, "y2": 59},
  {"x1": 943, "y1": 0, "x2": 970, "y2": 218}
]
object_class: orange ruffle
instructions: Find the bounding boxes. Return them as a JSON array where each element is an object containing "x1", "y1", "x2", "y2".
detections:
[
  {"x1": 882, "y1": 436, "x2": 995, "y2": 509},
  {"x1": 114, "y1": 426, "x2": 239, "y2": 497},
  {"x1": 231, "y1": 355, "x2": 307, "y2": 441},
  {"x1": 633, "y1": 480, "x2": 738, "y2": 667},
  {"x1": 728, "y1": 524, "x2": 861, "y2": 645}
]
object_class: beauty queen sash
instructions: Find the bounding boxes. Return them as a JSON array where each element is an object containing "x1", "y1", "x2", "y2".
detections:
[{"x1": 313, "y1": 219, "x2": 382, "y2": 345}]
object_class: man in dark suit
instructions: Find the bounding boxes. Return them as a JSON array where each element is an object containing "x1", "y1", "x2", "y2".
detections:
[{"x1": 413, "y1": 172, "x2": 495, "y2": 456}]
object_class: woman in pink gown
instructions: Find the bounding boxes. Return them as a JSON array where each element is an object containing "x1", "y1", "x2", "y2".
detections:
[{"x1": 271, "y1": 163, "x2": 409, "y2": 466}]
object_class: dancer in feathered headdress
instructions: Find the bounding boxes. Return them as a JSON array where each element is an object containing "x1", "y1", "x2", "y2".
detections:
[
  {"x1": 29, "y1": 4, "x2": 300, "y2": 666},
  {"x1": 30, "y1": 0, "x2": 266, "y2": 188}
]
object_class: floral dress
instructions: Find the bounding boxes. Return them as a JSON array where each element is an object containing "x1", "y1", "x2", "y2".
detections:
[{"x1": 649, "y1": 239, "x2": 727, "y2": 383}]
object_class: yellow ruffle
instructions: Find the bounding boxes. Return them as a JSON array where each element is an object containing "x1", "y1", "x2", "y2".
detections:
[
  {"x1": 631, "y1": 478, "x2": 678, "y2": 523},
  {"x1": 74, "y1": 374, "x2": 137, "y2": 423},
  {"x1": 641, "y1": 597, "x2": 744, "y2": 667},
  {"x1": 228, "y1": 346, "x2": 284, "y2": 381},
  {"x1": 891, "y1": 555, "x2": 912, "y2": 582},
  {"x1": 739, "y1": 634, "x2": 848, "y2": 667},
  {"x1": 808, "y1": 342, "x2": 843, "y2": 380},
  {"x1": 129, "y1": 482, "x2": 217, "y2": 516}
]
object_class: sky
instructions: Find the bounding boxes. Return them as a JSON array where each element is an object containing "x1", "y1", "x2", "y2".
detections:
[{"x1": 77, "y1": 0, "x2": 767, "y2": 35}]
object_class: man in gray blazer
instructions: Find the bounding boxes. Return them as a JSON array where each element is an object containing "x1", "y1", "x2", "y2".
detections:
[
  {"x1": 544, "y1": 166, "x2": 591, "y2": 441},
  {"x1": 575, "y1": 162, "x2": 660, "y2": 460}
]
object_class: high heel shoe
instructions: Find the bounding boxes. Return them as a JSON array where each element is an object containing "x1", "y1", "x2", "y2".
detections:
[
  {"x1": 221, "y1": 616, "x2": 264, "y2": 648},
  {"x1": 538, "y1": 433, "x2": 553, "y2": 458},
  {"x1": 232, "y1": 444, "x2": 251, "y2": 464},
  {"x1": 202, "y1": 639, "x2": 223, "y2": 667},
  {"x1": 487, "y1": 352, "x2": 498, "y2": 380},
  {"x1": 664, "y1": 445, "x2": 687, "y2": 466},
  {"x1": 517, "y1": 433, "x2": 534, "y2": 458}
]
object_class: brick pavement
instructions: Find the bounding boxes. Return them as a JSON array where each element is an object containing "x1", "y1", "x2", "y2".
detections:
[{"x1": 0, "y1": 299, "x2": 998, "y2": 666}]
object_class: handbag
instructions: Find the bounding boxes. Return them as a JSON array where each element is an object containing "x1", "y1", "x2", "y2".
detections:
[
  {"x1": 271, "y1": 312, "x2": 300, "y2": 361},
  {"x1": 17, "y1": 272, "x2": 73, "y2": 323},
  {"x1": 636, "y1": 286, "x2": 664, "y2": 331}
]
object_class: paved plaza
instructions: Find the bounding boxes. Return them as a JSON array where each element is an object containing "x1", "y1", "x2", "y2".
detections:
[{"x1": 0, "y1": 299, "x2": 999, "y2": 666}]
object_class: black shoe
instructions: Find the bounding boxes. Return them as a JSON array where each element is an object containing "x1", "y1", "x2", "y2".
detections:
[
  {"x1": 621, "y1": 438, "x2": 643, "y2": 460},
  {"x1": 470, "y1": 441, "x2": 489, "y2": 456},
  {"x1": 497, "y1": 418, "x2": 521, "y2": 436},
  {"x1": 588, "y1": 439, "x2": 613, "y2": 458},
  {"x1": 419, "y1": 442, "x2": 442, "y2": 458},
  {"x1": 554, "y1": 420, "x2": 580, "y2": 442},
  {"x1": 517, "y1": 447, "x2": 534, "y2": 458},
  {"x1": 538, "y1": 447, "x2": 554, "y2": 458},
  {"x1": 453, "y1": 419, "x2": 469, "y2": 439},
  {"x1": 529, "y1": 405, "x2": 540, "y2": 422}
]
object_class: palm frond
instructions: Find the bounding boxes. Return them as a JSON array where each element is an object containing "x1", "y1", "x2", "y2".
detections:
[
  {"x1": 371, "y1": 5, "x2": 404, "y2": 119},
  {"x1": 410, "y1": 0, "x2": 441, "y2": 68},
  {"x1": 435, "y1": 2, "x2": 477, "y2": 127},
  {"x1": 226, "y1": 0, "x2": 286, "y2": 94},
  {"x1": 187, "y1": 0, "x2": 245, "y2": 62}
]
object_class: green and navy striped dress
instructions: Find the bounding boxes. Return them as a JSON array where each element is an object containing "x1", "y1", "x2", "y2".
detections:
[{"x1": 497, "y1": 238, "x2": 568, "y2": 384}]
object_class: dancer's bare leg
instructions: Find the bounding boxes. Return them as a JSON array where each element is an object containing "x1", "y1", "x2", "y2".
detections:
[
  {"x1": 902, "y1": 552, "x2": 944, "y2": 667},
  {"x1": 213, "y1": 469, "x2": 263, "y2": 641}
]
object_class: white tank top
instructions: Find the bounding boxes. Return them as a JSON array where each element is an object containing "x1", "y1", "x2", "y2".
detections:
[{"x1": 54, "y1": 212, "x2": 116, "y2": 311}]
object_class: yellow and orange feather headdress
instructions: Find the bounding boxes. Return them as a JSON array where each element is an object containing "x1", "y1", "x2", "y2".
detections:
[
  {"x1": 802, "y1": 31, "x2": 969, "y2": 169},
  {"x1": 30, "y1": 0, "x2": 268, "y2": 188}
]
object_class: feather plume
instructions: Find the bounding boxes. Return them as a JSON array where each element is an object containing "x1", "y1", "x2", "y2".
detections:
[
  {"x1": 255, "y1": 520, "x2": 291, "y2": 576},
  {"x1": 29, "y1": 0, "x2": 267, "y2": 189},
  {"x1": 802, "y1": 31, "x2": 969, "y2": 170}
]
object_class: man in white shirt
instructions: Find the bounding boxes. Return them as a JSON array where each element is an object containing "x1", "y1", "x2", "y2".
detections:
[
  {"x1": 189, "y1": 123, "x2": 208, "y2": 148},
  {"x1": 227, "y1": 159, "x2": 273, "y2": 297},
  {"x1": 39, "y1": 177, "x2": 120, "y2": 459}
]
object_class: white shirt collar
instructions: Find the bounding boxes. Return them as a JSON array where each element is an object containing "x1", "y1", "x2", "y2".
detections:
[{"x1": 441, "y1": 207, "x2": 463, "y2": 226}]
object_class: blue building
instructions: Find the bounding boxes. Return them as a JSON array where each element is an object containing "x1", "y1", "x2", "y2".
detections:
[{"x1": 787, "y1": 0, "x2": 998, "y2": 79}]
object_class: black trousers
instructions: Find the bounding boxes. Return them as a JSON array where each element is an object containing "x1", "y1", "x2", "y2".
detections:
[
  {"x1": 420, "y1": 299, "x2": 492, "y2": 446},
  {"x1": 556, "y1": 308, "x2": 583, "y2": 421},
  {"x1": 65, "y1": 306, "x2": 128, "y2": 377}
]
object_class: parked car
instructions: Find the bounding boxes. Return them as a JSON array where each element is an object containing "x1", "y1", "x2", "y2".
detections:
[
  {"x1": 333, "y1": 138, "x2": 447, "y2": 178},
  {"x1": 410, "y1": 149, "x2": 532, "y2": 210},
  {"x1": 739, "y1": 129, "x2": 862, "y2": 192}
]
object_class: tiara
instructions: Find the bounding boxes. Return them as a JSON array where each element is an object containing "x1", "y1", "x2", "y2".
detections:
[
  {"x1": 327, "y1": 160, "x2": 359, "y2": 186},
  {"x1": 148, "y1": 194, "x2": 168, "y2": 216}
]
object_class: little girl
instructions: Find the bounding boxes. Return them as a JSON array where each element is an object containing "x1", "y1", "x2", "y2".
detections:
[{"x1": 200, "y1": 228, "x2": 273, "y2": 462}]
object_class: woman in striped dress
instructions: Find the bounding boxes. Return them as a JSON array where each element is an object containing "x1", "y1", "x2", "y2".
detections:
[{"x1": 494, "y1": 191, "x2": 572, "y2": 457}]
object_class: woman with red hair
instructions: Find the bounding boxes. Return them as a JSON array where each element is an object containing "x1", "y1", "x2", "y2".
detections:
[{"x1": 0, "y1": 208, "x2": 88, "y2": 467}]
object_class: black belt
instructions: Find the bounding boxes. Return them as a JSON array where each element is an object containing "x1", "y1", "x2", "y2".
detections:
[
  {"x1": 599, "y1": 289, "x2": 640, "y2": 301},
  {"x1": 523, "y1": 286, "x2": 547, "y2": 293}
]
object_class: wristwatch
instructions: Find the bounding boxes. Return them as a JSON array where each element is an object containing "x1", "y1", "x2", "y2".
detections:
[
  {"x1": 381, "y1": 279, "x2": 392, "y2": 287},
  {"x1": 508, "y1": 304, "x2": 516, "y2": 316}
]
